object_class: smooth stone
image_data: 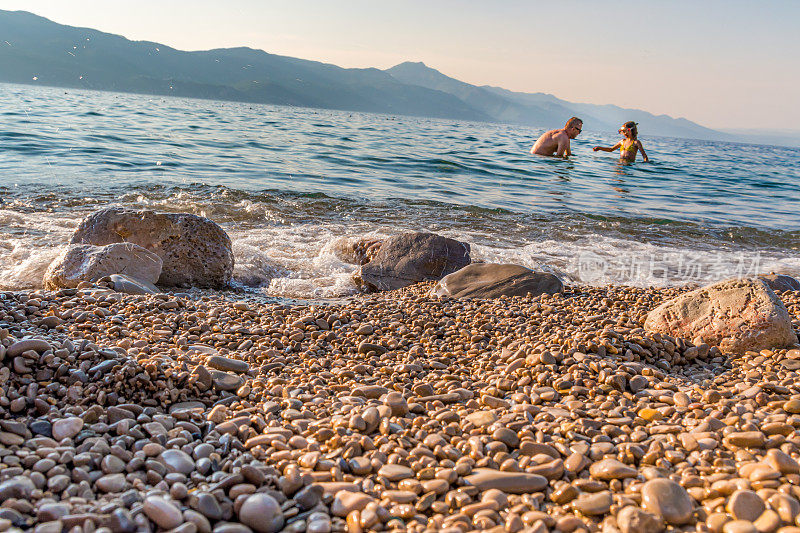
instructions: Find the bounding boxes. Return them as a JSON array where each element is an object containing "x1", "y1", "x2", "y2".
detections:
[
  {"x1": 51, "y1": 417, "x2": 83, "y2": 440},
  {"x1": 589, "y1": 458, "x2": 638, "y2": 480},
  {"x1": 210, "y1": 371, "x2": 243, "y2": 391},
  {"x1": 641, "y1": 478, "x2": 695, "y2": 525},
  {"x1": 466, "y1": 410, "x2": 498, "y2": 428},
  {"x1": 238, "y1": 493, "x2": 284, "y2": 533},
  {"x1": 726, "y1": 490, "x2": 766, "y2": 522},
  {"x1": 207, "y1": 355, "x2": 249, "y2": 374},
  {"x1": 572, "y1": 491, "x2": 613, "y2": 515},
  {"x1": 143, "y1": 496, "x2": 183, "y2": 530},
  {"x1": 161, "y1": 449, "x2": 196, "y2": 475},
  {"x1": 331, "y1": 491, "x2": 375, "y2": 517},
  {"x1": 95, "y1": 473, "x2": 127, "y2": 493},
  {"x1": 378, "y1": 464, "x2": 414, "y2": 482},
  {"x1": 463, "y1": 469, "x2": 548, "y2": 494}
]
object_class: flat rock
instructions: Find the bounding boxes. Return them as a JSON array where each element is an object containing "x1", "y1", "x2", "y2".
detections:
[
  {"x1": 616, "y1": 505, "x2": 664, "y2": 533},
  {"x1": 589, "y1": 458, "x2": 638, "y2": 480},
  {"x1": 43, "y1": 243, "x2": 162, "y2": 290},
  {"x1": 359, "y1": 231, "x2": 470, "y2": 292},
  {"x1": 207, "y1": 355, "x2": 249, "y2": 374},
  {"x1": 210, "y1": 370, "x2": 243, "y2": 392},
  {"x1": 463, "y1": 468, "x2": 548, "y2": 494},
  {"x1": 432, "y1": 263, "x2": 563, "y2": 299},
  {"x1": 108, "y1": 273, "x2": 160, "y2": 295},
  {"x1": 644, "y1": 277, "x2": 798, "y2": 354},
  {"x1": 378, "y1": 464, "x2": 414, "y2": 481},
  {"x1": 466, "y1": 410, "x2": 498, "y2": 428}
]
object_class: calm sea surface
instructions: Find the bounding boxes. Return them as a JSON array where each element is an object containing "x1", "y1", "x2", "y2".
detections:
[{"x1": 1, "y1": 83, "x2": 799, "y2": 297}]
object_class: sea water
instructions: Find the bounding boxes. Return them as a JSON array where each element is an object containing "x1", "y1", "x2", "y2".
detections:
[{"x1": 1, "y1": 83, "x2": 799, "y2": 297}]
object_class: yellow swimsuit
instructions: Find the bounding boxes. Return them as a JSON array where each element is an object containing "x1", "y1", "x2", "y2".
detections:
[{"x1": 620, "y1": 141, "x2": 636, "y2": 156}]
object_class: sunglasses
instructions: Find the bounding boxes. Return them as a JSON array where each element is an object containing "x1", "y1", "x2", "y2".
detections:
[{"x1": 573, "y1": 126, "x2": 582, "y2": 133}]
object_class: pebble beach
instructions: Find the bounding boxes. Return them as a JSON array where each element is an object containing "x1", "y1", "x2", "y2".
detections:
[{"x1": 3, "y1": 279, "x2": 800, "y2": 533}]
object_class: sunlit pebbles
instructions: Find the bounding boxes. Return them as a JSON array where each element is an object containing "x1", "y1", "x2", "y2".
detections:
[{"x1": 1, "y1": 280, "x2": 800, "y2": 531}]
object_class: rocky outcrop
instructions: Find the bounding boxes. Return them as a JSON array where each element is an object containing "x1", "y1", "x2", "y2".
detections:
[
  {"x1": 759, "y1": 273, "x2": 800, "y2": 292},
  {"x1": 431, "y1": 263, "x2": 563, "y2": 299},
  {"x1": 358, "y1": 232, "x2": 470, "y2": 292},
  {"x1": 43, "y1": 243, "x2": 162, "y2": 290},
  {"x1": 644, "y1": 278, "x2": 798, "y2": 354},
  {"x1": 70, "y1": 207, "x2": 233, "y2": 288}
]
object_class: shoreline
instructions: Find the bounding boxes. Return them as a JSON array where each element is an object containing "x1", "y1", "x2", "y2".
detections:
[{"x1": 2, "y1": 280, "x2": 800, "y2": 531}]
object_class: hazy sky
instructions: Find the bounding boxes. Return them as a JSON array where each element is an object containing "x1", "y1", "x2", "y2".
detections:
[{"x1": 1, "y1": 0, "x2": 797, "y2": 130}]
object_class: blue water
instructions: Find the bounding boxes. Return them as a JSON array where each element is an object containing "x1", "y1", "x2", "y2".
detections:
[{"x1": 1, "y1": 83, "x2": 799, "y2": 296}]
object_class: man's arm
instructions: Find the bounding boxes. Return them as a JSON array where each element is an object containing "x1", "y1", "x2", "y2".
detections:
[
  {"x1": 555, "y1": 133, "x2": 570, "y2": 158},
  {"x1": 636, "y1": 141, "x2": 649, "y2": 162}
]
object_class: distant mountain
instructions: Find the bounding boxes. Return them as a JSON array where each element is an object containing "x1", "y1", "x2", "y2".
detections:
[
  {"x1": 0, "y1": 10, "x2": 488, "y2": 121},
  {"x1": 388, "y1": 61, "x2": 730, "y2": 140},
  {"x1": 0, "y1": 9, "x2": 734, "y2": 141}
]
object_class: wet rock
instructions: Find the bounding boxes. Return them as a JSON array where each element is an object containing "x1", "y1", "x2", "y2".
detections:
[
  {"x1": 358, "y1": 231, "x2": 470, "y2": 291},
  {"x1": 143, "y1": 496, "x2": 183, "y2": 530},
  {"x1": 463, "y1": 469, "x2": 548, "y2": 494}
]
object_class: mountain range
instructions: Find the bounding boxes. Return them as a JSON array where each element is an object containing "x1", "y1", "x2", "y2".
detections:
[{"x1": 0, "y1": 9, "x2": 758, "y2": 142}]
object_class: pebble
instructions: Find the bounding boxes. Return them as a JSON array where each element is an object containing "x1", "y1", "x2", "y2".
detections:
[
  {"x1": 51, "y1": 417, "x2": 83, "y2": 440},
  {"x1": 641, "y1": 478, "x2": 695, "y2": 525},
  {"x1": 143, "y1": 496, "x2": 183, "y2": 530},
  {"x1": 238, "y1": 493, "x2": 283, "y2": 533}
]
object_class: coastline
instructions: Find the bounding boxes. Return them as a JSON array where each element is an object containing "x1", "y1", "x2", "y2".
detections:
[{"x1": 3, "y1": 280, "x2": 800, "y2": 531}]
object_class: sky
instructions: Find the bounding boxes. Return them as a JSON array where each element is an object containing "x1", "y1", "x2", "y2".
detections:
[{"x1": 1, "y1": 0, "x2": 797, "y2": 130}]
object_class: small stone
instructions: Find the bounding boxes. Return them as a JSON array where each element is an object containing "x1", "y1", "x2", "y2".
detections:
[
  {"x1": 378, "y1": 464, "x2": 414, "y2": 481},
  {"x1": 51, "y1": 417, "x2": 83, "y2": 440},
  {"x1": 589, "y1": 458, "x2": 638, "y2": 480},
  {"x1": 641, "y1": 478, "x2": 695, "y2": 525},
  {"x1": 161, "y1": 449, "x2": 196, "y2": 475},
  {"x1": 207, "y1": 355, "x2": 249, "y2": 374},
  {"x1": 238, "y1": 493, "x2": 284, "y2": 533},
  {"x1": 463, "y1": 469, "x2": 548, "y2": 494},
  {"x1": 466, "y1": 411, "x2": 498, "y2": 427},
  {"x1": 210, "y1": 370, "x2": 242, "y2": 392},
  {"x1": 727, "y1": 490, "x2": 766, "y2": 522},
  {"x1": 616, "y1": 506, "x2": 664, "y2": 533},
  {"x1": 95, "y1": 473, "x2": 127, "y2": 493},
  {"x1": 331, "y1": 491, "x2": 375, "y2": 517},
  {"x1": 572, "y1": 491, "x2": 612, "y2": 515},
  {"x1": 143, "y1": 496, "x2": 183, "y2": 530}
]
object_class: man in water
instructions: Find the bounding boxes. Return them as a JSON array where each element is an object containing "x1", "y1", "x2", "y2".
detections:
[{"x1": 530, "y1": 117, "x2": 583, "y2": 157}]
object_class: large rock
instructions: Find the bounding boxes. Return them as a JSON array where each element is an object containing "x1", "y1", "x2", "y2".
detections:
[
  {"x1": 759, "y1": 273, "x2": 800, "y2": 292},
  {"x1": 358, "y1": 232, "x2": 470, "y2": 291},
  {"x1": 431, "y1": 263, "x2": 562, "y2": 299},
  {"x1": 43, "y1": 243, "x2": 162, "y2": 290},
  {"x1": 644, "y1": 278, "x2": 798, "y2": 354},
  {"x1": 70, "y1": 207, "x2": 233, "y2": 288}
]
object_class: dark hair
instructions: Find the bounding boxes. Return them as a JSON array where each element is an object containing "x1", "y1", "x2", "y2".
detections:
[
  {"x1": 565, "y1": 117, "x2": 583, "y2": 129},
  {"x1": 623, "y1": 121, "x2": 638, "y2": 139}
]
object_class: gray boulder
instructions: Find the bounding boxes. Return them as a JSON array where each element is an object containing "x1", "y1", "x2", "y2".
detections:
[
  {"x1": 432, "y1": 263, "x2": 563, "y2": 299},
  {"x1": 759, "y1": 273, "x2": 800, "y2": 292},
  {"x1": 644, "y1": 277, "x2": 798, "y2": 354},
  {"x1": 359, "y1": 232, "x2": 470, "y2": 292},
  {"x1": 70, "y1": 207, "x2": 233, "y2": 288},
  {"x1": 43, "y1": 243, "x2": 162, "y2": 290}
]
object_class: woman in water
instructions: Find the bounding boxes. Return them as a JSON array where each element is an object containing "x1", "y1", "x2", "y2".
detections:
[{"x1": 593, "y1": 121, "x2": 649, "y2": 162}]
